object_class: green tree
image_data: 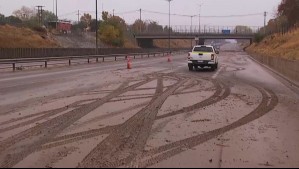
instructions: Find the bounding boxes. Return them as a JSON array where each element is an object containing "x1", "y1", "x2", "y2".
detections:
[
  {"x1": 0, "y1": 14, "x2": 5, "y2": 25},
  {"x1": 42, "y1": 10, "x2": 57, "y2": 26},
  {"x1": 147, "y1": 21, "x2": 163, "y2": 33},
  {"x1": 4, "y1": 16, "x2": 22, "y2": 25}
]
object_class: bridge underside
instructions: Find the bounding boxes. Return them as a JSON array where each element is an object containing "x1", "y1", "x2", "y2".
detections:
[{"x1": 135, "y1": 34, "x2": 254, "y2": 48}]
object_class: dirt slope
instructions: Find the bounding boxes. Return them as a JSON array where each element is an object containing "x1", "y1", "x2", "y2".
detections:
[
  {"x1": 247, "y1": 28, "x2": 299, "y2": 60},
  {"x1": 0, "y1": 25, "x2": 59, "y2": 48}
]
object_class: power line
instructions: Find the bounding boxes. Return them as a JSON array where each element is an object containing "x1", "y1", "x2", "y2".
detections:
[
  {"x1": 58, "y1": 11, "x2": 77, "y2": 17},
  {"x1": 114, "y1": 10, "x2": 139, "y2": 15},
  {"x1": 142, "y1": 9, "x2": 265, "y2": 18}
]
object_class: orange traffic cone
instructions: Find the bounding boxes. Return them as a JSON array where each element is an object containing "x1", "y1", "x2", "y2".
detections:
[{"x1": 127, "y1": 57, "x2": 132, "y2": 69}]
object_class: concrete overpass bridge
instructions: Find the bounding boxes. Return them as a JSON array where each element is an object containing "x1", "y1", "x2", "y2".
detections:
[{"x1": 134, "y1": 25, "x2": 258, "y2": 48}]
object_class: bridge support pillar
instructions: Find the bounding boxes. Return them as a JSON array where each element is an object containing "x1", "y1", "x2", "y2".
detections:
[
  {"x1": 137, "y1": 39, "x2": 154, "y2": 48},
  {"x1": 196, "y1": 38, "x2": 205, "y2": 45}
]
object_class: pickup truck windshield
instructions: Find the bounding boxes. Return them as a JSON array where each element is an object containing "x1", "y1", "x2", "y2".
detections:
[{"x1": 193, "y1": 46, "x2": 214, "y2": 53}]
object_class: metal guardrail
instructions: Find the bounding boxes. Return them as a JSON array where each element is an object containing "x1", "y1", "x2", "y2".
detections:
[
  {"x1": 0, "y1": 48, "x2": 189, "y2": 59},
  {"x1": 0, "y1": 51, "x2": 187, "y2": 71}
]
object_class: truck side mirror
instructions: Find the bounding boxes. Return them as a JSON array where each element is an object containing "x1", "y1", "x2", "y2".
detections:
[{"x1": 216, "y1": 51, "x2": 220, "y2": 54}]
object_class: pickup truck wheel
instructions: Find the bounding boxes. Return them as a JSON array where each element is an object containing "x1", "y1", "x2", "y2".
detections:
[
  {"x1": 188, "y1": 64, "x2": 194, "y2": 71},
  {"x1": 211, "y1": 65, "x2": 216, "y2": 71}
]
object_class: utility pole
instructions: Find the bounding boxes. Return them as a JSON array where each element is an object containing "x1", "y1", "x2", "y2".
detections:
[
  {"x1": 191, "y1": 16, "x2": 193, "y2": 32},
  {"x1": 53, "y1": 0, "x2": 55, "y2": 14},
  {"x1": 77, "y1": 10, "x2": 80, "y2": 23},
  {"x1": 264, "y1": 11, "x2": 267, "y2": 34},
  {"x1": 113, "y1": 9, "x2": 115, "y2": 17},
  {"x1": 96, "y1": 0, "x2": 99, "y2": 54},
  {"x1": 36, "y1": 6, "x2": 44, "y2": 26}
]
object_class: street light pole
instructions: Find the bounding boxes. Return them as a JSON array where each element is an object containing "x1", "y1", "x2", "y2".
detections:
[
  {"x1": 166, "y1": 0, "x2": 172, "y2": 53},
  {"x1": 56, "y1": 0, "x2": 58, "y2": 28},
  {"x1": 197, "y1": 2, "x2": 203, "y2": 34},
  {"x1": 191, "y1": 16, "x2": 193, "y2": 49},
  {"x1": 96, "y1": 0, "x2": 98, "y2": 54},
  {"x1": 264, "y1": 11, "x2": 267, "y2": 34}
]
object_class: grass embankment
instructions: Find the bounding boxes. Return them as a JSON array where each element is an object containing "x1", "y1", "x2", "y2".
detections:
[
  {"x1": 247, "y1": 28, "x2": 299, "y2": 60},
  {"x1": 0, "y1": 25, "x2": 59, "y2": 48}
]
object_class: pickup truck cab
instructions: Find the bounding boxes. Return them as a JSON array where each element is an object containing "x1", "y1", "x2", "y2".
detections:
[{"x1": 188, "y1": 45, "x2": 219, "y2": 71}]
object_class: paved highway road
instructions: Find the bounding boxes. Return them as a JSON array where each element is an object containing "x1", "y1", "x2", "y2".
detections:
[{"x1": 0, "y1": 43, "x2": 298, "y2": 168}]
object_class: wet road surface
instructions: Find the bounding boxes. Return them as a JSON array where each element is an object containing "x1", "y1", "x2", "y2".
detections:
[{"x1": 0, "y1": 43, "x2": 298, "y2": 168}]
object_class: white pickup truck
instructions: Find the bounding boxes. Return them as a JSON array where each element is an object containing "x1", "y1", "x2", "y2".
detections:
[{"x1": 188, "y1": 45, "x2": 219, "y2": 71}]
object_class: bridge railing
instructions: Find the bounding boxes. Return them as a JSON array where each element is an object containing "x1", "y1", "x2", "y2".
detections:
[{"x1": 135, "y1": 25, "x2": 260, "y2": 35}]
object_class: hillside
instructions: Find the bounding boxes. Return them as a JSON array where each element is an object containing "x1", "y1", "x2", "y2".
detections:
[
  {"x1": 247, "y1": 28, "x2": 299, "y2": 60},
  {"x1": 0, "y1": 25, "x2": 192, "y2": 49},
  {"x1": 0, "y1": 25, "x2": 60, "y2": 48}
]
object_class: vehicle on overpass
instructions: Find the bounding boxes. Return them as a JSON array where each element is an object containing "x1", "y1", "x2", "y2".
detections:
[{"x1": 188, "y1": 45, "x2": 219, "y2": 71}]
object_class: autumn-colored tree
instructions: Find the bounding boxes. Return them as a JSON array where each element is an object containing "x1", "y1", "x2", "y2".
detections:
[
  {"x1": 13, "y1": 6, "x2": 36, "y2": 21},
  {"x1": 80, "y1": 13, "x2": 92, "y2": 30},
  {"x1": 278, "y1": 0, "x2": 299, "y2": 26},
  {"x1": 234, "y1": 25, "x2": 253, "y2": 34},
  {"x1": 131, "y1": 19, "x2": 146, "y2": 33},
  {"x1": 99, "y1": 11, "x2": 125, "y2": 47}
]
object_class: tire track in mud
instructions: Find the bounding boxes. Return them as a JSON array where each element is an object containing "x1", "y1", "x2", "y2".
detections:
[
  {"x1": 0, "y1": 81, "x2": 119, "y2": 116},
  {"x1": 40, "y1": 125, "x2": 118, "y2": 150},
  {"x1": 0, "y1": 107, "x2": 68, "y2": 127},
  {"x1": 78, "y1": 76, "x2": 188, "y2": 168},
  {"x1": 156, "y1": 79, "x2": 230, "y2": 121},
  {"x1": 108, "y1": 96, "x2": 154, "y2": 103},
  {"x1": 139, "y1": 86, "x2": 278, "y2": 168},
  {"x1": 0, "y1": 107, "x2": 69, "y2": 133},
  {"x1": 0, "y1": 78, "x2": 154, "y2": 168},
  {"x1": 70, "y1": 102, "x2": 149, "y2": 131}
]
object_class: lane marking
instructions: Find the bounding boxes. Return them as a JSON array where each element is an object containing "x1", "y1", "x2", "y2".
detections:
[{"x1": 212, "y1": 66, "x2": 224, "y2": 79}]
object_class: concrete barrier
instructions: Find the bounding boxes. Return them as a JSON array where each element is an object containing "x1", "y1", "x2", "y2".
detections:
[{"x1": 249, "y1": 53, "x2": 299, "y2": 84}]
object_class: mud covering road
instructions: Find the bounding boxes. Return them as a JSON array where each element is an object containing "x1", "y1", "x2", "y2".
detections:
[{"x1": 0, "y1": 43, "x2": 298, "y2": 168}]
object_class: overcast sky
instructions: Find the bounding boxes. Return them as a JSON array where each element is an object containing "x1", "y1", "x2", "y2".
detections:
[{"x1": 0, "y1": 0, "x2": 281, "y2": 27}]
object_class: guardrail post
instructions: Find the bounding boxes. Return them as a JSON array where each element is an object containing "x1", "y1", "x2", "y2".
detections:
[
  {"x1": 115, "y1": 56, "x2": 117, "y2": 61},
  {"x1": 69, "y1": 59, "x2": 71, "y2": 66},
  {"x1": 148, "y1": 53, "x2": 150, "y2": 58},
  {"x1": 45, "y1": 61, "x2": 47, "y2": 68},
  {"x1": 96, "y1": 57, "x2": 98, "y2": 63},
  {"x1": 103, "y1": 57, "x2": 105, "y2": 62},
  {"x1": 134, "y1": 55, "x2": 136, "y2": 59},
  {"x1": 13, "y1": 63, "x2": 16, "y2": 71},
  {"x1": 88, "y1": 58, "x2": 90, "y2": 64}
]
